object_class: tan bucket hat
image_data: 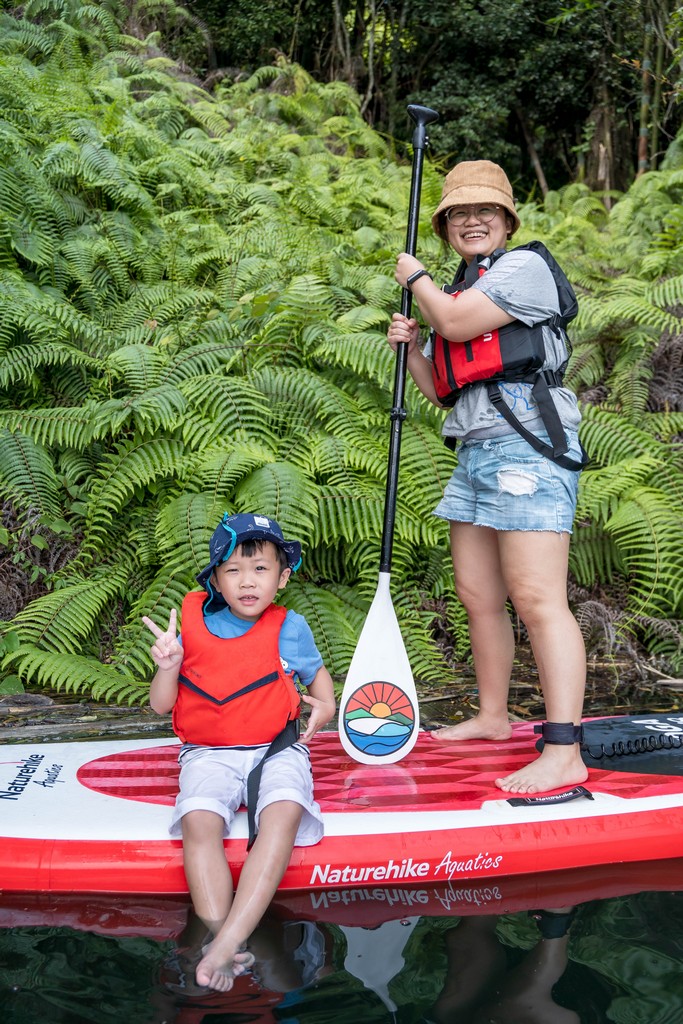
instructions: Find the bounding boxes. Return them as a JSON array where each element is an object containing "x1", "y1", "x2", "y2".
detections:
[{"x1": 432, "y1": 160, "x2": 520, "y2": 236}]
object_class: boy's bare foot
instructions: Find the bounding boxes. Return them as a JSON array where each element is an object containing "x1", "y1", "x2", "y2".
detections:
[
  {"x1": 430, "y1": 713, "x2": 513, "y2": 743},
  {"x1": 495, "y1": 746, "x2": 588, "y2": 795},
  {"x1": 195, "y1": 945, "x2": 255, "y2": 992}
]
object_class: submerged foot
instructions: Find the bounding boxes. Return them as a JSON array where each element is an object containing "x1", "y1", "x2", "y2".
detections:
[
  {"x1": 195, "y1": 944, "x2": 255, "y2": 992},
  {"x1": 495, "y1": 747, "x2": 588, "y2": 795},
  {"x1": 430, "y1": 713, "x2": 513, "y2": 743}
]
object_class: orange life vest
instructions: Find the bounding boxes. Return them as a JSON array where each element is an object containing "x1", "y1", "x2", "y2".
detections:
[{"x1": 173, "y1": 592, "x2": 301, "y2": 747}]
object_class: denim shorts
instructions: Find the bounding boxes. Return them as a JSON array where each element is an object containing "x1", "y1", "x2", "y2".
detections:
[{"x1": 433, "y1": 431, "x2": 582, "y2": 533}]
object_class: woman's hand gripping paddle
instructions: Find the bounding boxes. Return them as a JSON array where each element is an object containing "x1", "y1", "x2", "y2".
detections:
[{"x1": 339, "y1": 104, "x2": 439, "y2": 765}]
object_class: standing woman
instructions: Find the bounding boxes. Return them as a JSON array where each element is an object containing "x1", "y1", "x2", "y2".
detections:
[{"x1": 388, "y1": 160, "x2": 587, "y2": 795}]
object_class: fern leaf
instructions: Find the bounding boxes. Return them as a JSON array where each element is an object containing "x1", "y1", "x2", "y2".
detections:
[
  {"x1": 0, "y1": 429, "x2": 62, "y2": 517},
  {"x1": 10, "y1": 565, "x2": 129, "y2": 652},
  {"x1": 6, "y1": 645, "x2": 145, "y2": 703}
]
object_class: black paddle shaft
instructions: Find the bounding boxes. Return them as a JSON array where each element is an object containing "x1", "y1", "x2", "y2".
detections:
[{"x1": 380, "y1": 104, "x2": 439, "y2": 573}]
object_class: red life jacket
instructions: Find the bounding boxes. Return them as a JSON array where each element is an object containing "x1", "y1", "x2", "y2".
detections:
[
  {"x1": 430, "y1": 241, "x2": 587, "y2": 471},
  {"x1": 430, "y1": 241, "x2": 577, "y2": 405},
  {"x1": 173, "y1": 592, "x2": 301, "y2": 747}
]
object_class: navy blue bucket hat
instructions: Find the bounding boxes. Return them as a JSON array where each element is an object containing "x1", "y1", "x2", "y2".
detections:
[{"x1": 196, "y1": 513, "x2": 302, "y2": 612}]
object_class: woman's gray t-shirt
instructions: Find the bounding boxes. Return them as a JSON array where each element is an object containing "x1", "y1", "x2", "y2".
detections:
[{"x1": 423, "y1": 247, "x2": 581, "y2": 441}]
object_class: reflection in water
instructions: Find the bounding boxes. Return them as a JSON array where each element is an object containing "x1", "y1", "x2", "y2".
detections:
[
  {"x1": 428, "y1": 908, "x2": 579, "y2": 1024},
  {"x1": 1, "y1": 881, "x2": 683, "y2": 1023}
]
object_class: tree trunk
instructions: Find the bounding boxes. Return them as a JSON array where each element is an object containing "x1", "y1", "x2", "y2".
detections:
[
  {"x1": 637, "y1": 21, "x2": 654, "y2": 176},
  {"x1": 516, "y1": 106, "x2": 549, "y2": 197},
  {"x1": 360, "y1": 0, "x2": 376, "y2": 117},
  {"x1": 331, "y1": 0, "x2": 354, "y2": 83}
]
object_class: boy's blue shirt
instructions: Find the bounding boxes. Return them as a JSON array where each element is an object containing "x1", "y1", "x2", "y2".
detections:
[{"x1": 179, "y1": 604, "x2": 323, "y2": 689}]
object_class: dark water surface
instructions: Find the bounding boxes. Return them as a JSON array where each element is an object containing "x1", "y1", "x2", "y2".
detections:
[{"x1": 2, "y1": 874, "x2": 683, "y2": 1023}]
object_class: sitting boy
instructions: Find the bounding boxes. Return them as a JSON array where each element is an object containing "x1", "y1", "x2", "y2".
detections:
[{"x1": 143, "y1": 512, "x2": 336, "y2": 992}]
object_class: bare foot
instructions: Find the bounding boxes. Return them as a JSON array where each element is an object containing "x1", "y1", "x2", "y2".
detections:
[
  {"x1": 495, "y1": 746, "x2": 588, "y2": 795},
  {"x1": 195, "y1": 944, "x2": 255, "y2": 992},
  {"x1": 430, "y1": 713, "x2": 513, "y2": 743}
]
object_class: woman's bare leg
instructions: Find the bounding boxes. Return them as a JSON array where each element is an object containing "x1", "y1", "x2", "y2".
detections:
[
  {"x1": 432, "y1": 522, "x2": 514, "y2": 742},
  {"x1": 494, "y1": 530, "x2": 586, "y2": 793}
]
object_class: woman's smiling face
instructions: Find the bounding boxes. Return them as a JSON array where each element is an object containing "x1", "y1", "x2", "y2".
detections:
[{"x1": 446, "y1": 204, "x2": 512, "y2": 263}]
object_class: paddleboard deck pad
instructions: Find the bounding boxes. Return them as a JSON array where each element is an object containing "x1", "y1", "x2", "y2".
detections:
[{"x1": 2, "y1": 714, "x2": 683, "y2": 894}]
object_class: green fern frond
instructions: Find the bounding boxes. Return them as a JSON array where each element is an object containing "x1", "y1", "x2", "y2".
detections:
[
  {"x1": 105, "y1": 343, "x2": 162, "y2": 388},
  {"x1": 606, "y1": 487, "x2": 683, "y2": 616},
  {"x1": 569, "y1": 523, "x2": 623, "y2": 586},
  {"x1": 235, "y1": 462, "x2": 320, "y2": 539},
  {"x1": 0, "y1": 429, "x2": 62, "y2": 517},
  {"x1": 0, "y1": 406, "x2": 100, "y2": 448},
  {"x1": 576, "y1": 454, "x2": 662, "y2": 522},
  {"x1": 396, "y1": 421, "x2": 456, "y2": 518},
  {"x1": 159, "y1": 337, "x2": 244, "y2": 383},
  {"x1": 648, "y1": 274, "x2": 683, "y2": 310},
  {"x1": 179, "y1": 375, "x2": 275, "y2": 447},
  {"x1": 608, "y1": 327, "x2": 658, "y2": 417},
  {"x1": 565, "y1": 339, "x2": 606, "y2": 390},
  {"x1": 90, "y1": 386, "x2": 187, "y2": 436},
  {"x1": 154, "y1": 491, "x2": 225, "y2": 572},
  {"x1": 578, "y1": 407, "x2": 665, "y2": 465},
  {"x1": 314, "y1": 487, "x2": 384, "y2": 548},
  {"x1": 10, "y1": 564, "x2": 129, "y2": 653},
  {"x1": 84, "y1": 437, "x2": 188, "y2": 538},
  {"x1": 335, "y1": 305, "x2": 391, "y2": 333},
  {"x1": 5, "y1": 644, "x2": 145, "y2": 703},
  {"x1": 194, "y1": 441, "x2": 279, "y2": 498}
]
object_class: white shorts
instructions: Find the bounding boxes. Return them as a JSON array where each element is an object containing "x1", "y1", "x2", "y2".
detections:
[{"x1": 169, "y1": 742, "x2": 323, "y2": 847}]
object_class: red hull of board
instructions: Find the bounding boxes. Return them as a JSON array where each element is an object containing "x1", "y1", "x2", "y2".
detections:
[{"x1": 2, "y1": 723, "x2": 683, "y2": 894}]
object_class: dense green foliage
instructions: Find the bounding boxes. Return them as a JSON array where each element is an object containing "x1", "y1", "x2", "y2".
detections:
[
  {"x1": 0, "y1": 1, "x2": 682, "y2": 702},
  {"x1": 181, "y1": 0, "x2": 682, "y2": 194}
]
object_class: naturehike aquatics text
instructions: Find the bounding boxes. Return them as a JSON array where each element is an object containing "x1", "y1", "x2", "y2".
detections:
[{"x1": 430, "y1": 241, "x2": 587, "y2": 470}]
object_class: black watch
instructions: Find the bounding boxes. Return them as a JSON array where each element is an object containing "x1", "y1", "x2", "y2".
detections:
[{"x1": 406, "y1": 269, "x2": 433, "y2": 289}]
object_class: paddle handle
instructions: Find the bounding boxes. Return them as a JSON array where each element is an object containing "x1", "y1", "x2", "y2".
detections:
[{"x1": 380, "y1": 104, "x2": 439, "y2": 573}]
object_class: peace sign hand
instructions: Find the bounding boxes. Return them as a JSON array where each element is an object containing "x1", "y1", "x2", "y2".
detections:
[{"x1": 142, "y1": 609, "x2": 183, "y2": 671}]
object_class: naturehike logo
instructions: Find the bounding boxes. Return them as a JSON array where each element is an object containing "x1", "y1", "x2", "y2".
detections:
[
  {"x1": 308, "y1": 851, "x2": 504, "y2": 887},
  {"x1": 0, "y1": 753, "x2": 45, "y2": 800},
  {"x1": 310, "y1": 858, "x2": 430, "y2": 886},
  {"x1": 342, "y1": 681, "x2": 415, "y2": 756},
  {"x1": 0, "y1": 754, "x2": 64, "y2": 799},
  {"x1": 309, "y1": 884, "x2": 503, "y2": 912},
  {"x1": 311, "y1": 887, "x2": 429, "y2": 910}
]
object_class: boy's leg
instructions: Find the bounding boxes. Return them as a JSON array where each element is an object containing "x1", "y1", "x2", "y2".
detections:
[
  {"x1": 181, "y1": 809, "x2": 234, "y2": 936},
  {"x1": 195, "y1": 799, "x2": 303, "y2": 992}
]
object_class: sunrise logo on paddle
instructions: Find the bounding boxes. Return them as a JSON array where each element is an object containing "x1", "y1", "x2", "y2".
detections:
[{"x1": 343, "y1": 682, "x2": 416, "y2": 756}]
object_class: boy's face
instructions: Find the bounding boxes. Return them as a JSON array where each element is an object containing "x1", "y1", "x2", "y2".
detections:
[{"x1": 211, "y1": 541, "x2": 290, "y2": 621}]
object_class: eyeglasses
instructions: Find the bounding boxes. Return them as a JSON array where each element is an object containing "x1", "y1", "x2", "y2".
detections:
[{"x1": 445, "y1": 205, "x2": 501, "y2": 225}]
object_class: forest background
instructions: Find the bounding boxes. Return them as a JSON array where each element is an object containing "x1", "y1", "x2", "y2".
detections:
[{"x1": 0, "y1": 0, "x2": 682, "y2": 706}]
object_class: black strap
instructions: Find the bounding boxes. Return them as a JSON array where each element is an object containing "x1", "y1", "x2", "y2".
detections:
[
  {"x1": 487, "y1": 374, "x2": 589, "y2": 471},
  {"x1": 507, "y1": 785, "x2": 593, "y2": 807},
  {"x1": 534, "y1": 721, "x2": 585, "y2": 745},
  {"x1": 245, "y1": 719, "x2": 300, "y2": 850}
]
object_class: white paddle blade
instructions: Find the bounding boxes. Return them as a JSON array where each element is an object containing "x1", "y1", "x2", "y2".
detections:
[{"x1": 339, "y1": 572, "x2": 420, "y2": 765}]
